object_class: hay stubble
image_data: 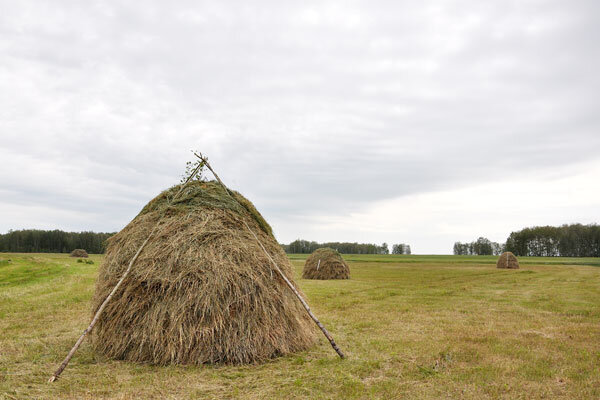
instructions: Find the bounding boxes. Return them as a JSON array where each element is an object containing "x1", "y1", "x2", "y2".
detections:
[{"x1": 2, "y1": 254, "x2": 600, "y2": 398}]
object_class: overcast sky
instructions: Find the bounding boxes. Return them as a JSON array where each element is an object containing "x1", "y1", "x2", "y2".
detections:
[{"x1": 1, "y1": 1, "x2": 599, "y2": 254}]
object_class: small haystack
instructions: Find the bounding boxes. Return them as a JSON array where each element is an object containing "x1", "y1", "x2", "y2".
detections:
[
  {"x1": 302, "y1": 248, "x2": 350, "y2": 280},
  {"x1": 91, "y1": 180, "x2": 316, "y2": 365},
  {"x1": 497, "y1": 251, "x2": 520, "y2": 269},
  {"x1": 70, "y1": 249, "x2": 88, "y2": 258}
]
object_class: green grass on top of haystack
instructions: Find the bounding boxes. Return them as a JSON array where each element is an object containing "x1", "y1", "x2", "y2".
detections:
[
  {"x1": 1, "y1": 253, "x2": 599, "y2": 399},
  {"x1": 136, "y1": 180, "x2": 273, "y2": 237}
]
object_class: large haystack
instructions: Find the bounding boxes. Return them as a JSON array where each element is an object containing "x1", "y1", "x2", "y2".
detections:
[
  {"x1": 91, "y1": 181, "x2": 316, "y2": 365},
  {"x1": 70, "y1": 249, "x2": 88, "y2": 258},
  {"x1": 497, "y1": 251, "x2": 520, "y2": 269},
  {"x1": 302, "y1": 248, "x2": 350, "y2": 280}
]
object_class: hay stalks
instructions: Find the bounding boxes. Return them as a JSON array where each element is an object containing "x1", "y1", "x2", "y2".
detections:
[
  {"x1": 48, "y1": 161, "x2": 204, "y2": 383},
  {"x1": 70, "y1": 249, "x2": 88, "y2": 258},
  {"x1": 303, "y1": 248, "x2": 350, "y2": 280},
  {"x1": 198, "y1": 153, "x2": 345, "y2": 360},
  {"x1": 497, "y1": 251, "x2": 520, "y2": 269}
]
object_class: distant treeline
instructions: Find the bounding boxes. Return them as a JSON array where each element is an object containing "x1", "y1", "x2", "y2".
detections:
[
  {"x1": 505, "y1": 224, "x2": 600, "y2": 257},
  {"x1": 454, "y1": 224, "x2": 600, "y2": 257},
  {"x1": 283, "y1": 239, "x2": 408, "y2": 254},
  {"x1": 391, "y1": 243, "x2": 412, "y2": 255},
  {"x1": 453, "y1": 237, "x2": 504, "y2": 256},
  {"x1": 0, "y1": 229, "x2": 115, "y2": 254}
]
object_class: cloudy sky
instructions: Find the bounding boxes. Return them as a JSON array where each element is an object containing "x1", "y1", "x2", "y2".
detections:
[{"x1": 1, "y1": 1, "x2": 599, "y2": 254}]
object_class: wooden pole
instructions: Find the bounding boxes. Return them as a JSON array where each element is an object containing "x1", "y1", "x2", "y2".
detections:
[
  {"x1": 196, "y1": 153, "x2": 346, "y2": 359},
  {"x1": 48, "y1": 162, "x2": 204, "y2": 383}
]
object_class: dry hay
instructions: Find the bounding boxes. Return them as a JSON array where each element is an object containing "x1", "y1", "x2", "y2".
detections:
[
  {"x1": 70, "y1": 249, "x2": 89, "y2": 258},
  {"x1": 302, "y1": 248, "x2": 350, "y2": 280},
  {"x1": 91, "y1": 180, "x2": 316, "y2": 365},
  {"x1": 497, "y1": 251, "x2": 520, "y2": 269}
]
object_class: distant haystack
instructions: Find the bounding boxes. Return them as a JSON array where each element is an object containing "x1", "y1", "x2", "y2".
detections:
[
  {"x1": 91, "y1": 180, "x2": 316, "y2": 365},
  {"x1": 70, "y1": 249, "x2": 89, "y2": 258},
  {"x1": 302, "y1": 248, "x2": 350, "y2": 280},
  {"x1": 497, "y1": 251, "x2": 519, "y2": 269}
]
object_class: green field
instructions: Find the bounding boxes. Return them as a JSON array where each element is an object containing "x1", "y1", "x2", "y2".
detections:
[{"x1": 1, "y1": 253, "x2": 599, "y2": 399}]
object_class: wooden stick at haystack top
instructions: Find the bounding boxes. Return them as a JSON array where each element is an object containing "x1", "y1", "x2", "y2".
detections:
[
  {"x1": 48, "y1": 161, "x2": 205, "y2": 383},
  {"x1": 194, "y1": 152, "x2": 346, "y2": 360}
]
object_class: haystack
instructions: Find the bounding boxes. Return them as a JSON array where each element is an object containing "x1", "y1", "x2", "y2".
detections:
[
  {"x1": 91, "y1": 180, "x2": 316, "y2": 365},
  {"x1": 302, "y1": 248, "x2": 350, "y2": 280},
  {"x1": 497, "y1": 251, "x2": 519, "y2": 269},
  {"x1": 70, "y1": 249, "x2": 88, "y2": 258}
]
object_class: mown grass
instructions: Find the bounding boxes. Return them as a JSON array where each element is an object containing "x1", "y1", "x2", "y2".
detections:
[{"x1": 1, "y1": 253, "x2": 599, "y2": 399}]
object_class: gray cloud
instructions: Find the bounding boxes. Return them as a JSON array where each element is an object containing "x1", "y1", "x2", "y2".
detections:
[{"x1": 1, "y1": 1, "x2": 599, "y2": 251}]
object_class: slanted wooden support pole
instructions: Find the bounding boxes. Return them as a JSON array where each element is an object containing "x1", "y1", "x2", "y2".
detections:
[
  {"x1": 196, "y1": 153, "x2": 346, "y2": 359},
  {"x1": 48, "y1": 230, "x2": 157, "y2": 382},
  {"x1": 48, "y1": 161, "x2": 204, "y2": 383}
]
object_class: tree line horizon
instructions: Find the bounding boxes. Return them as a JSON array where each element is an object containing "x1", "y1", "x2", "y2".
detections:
[
  {"x1": 0, "y1": 229, "x2": 115, "y2": 254},
  {"x1": 0, "y1": 229, "x2": 412, "y2": 256},
  {"x1": 0, "y1": 223, "x2": 598, "y2": 257},
  {"x1": 454, "y1": 223, "x2": 599, "y2": 257},
  {"x1": 281, "y1": 239, "x2": 411, "y2": 255}
]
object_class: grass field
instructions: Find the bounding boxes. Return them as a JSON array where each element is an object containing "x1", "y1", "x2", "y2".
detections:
[{"x1": 1, "y1": 253, "x2": 599, "y2": 399}]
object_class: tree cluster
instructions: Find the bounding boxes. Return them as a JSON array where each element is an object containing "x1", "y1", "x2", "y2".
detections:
[
  {"x1": 505, "y1": 224, "x2": 600, "y2": 257},
  {"x1": 282, "y1": 239, "x2": 393, "y2": 254},
  {"x1": 0, "y1": 229, "x2": 115, "y2": 254},
  {"x1": 391, "y1": 243, "x2": 411, "y2": 254},
  {"x1": 453, "y1": 237, "x2": 503, "y2": 255}
]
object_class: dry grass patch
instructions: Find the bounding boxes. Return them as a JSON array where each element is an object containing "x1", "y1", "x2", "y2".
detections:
[{"x1": 0, "y1": 253, "x2": 599, "y2": 399}]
